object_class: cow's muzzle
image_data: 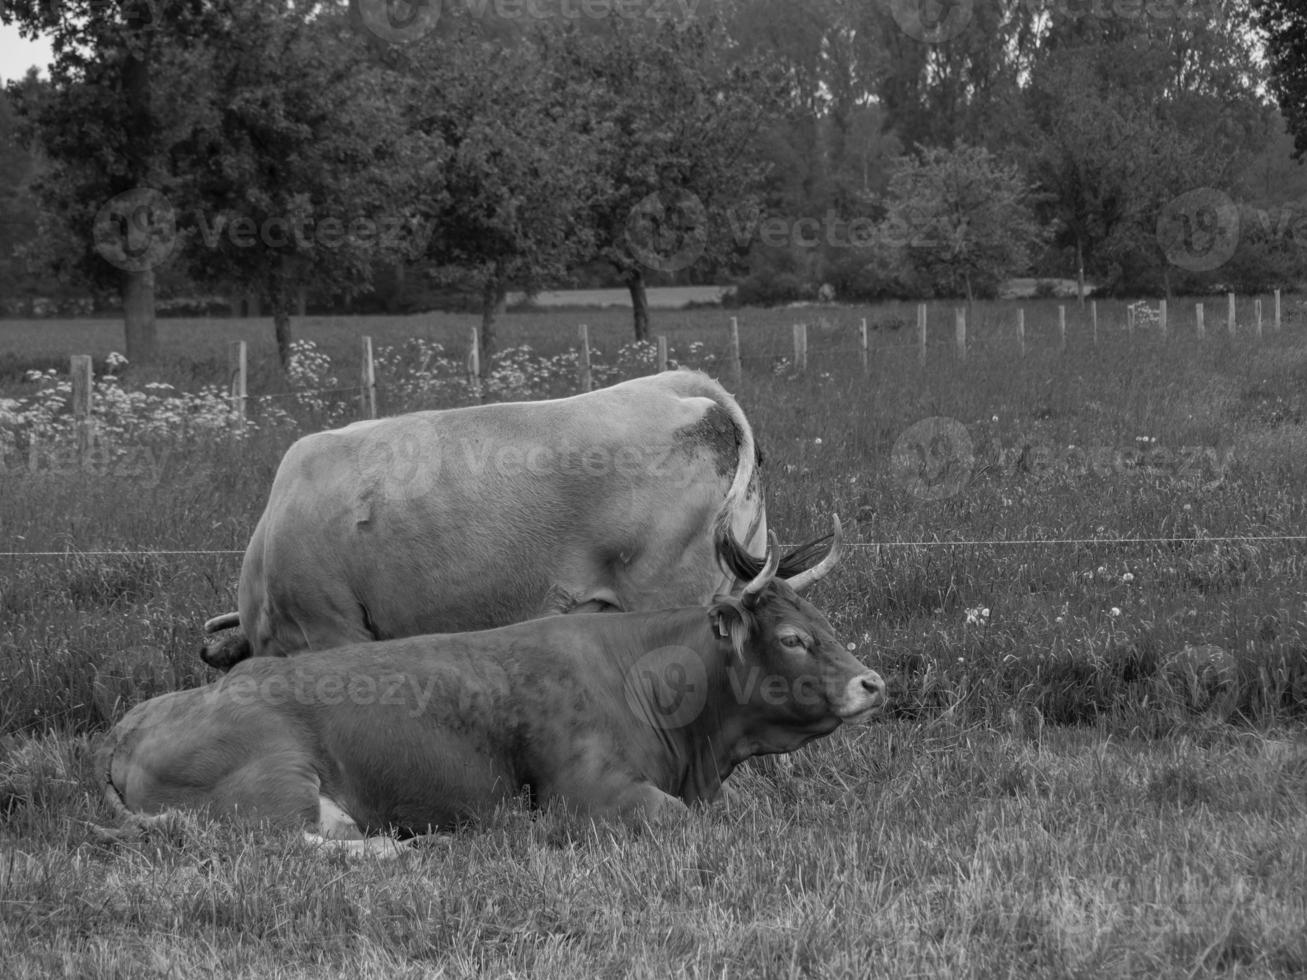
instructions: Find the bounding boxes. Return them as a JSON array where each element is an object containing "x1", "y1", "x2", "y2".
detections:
[{"x1": 838, "y1": 670, "x2": 887, "y2": 720}]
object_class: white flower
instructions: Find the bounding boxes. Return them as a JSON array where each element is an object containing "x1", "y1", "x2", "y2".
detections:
[
  {"x1": 1110, "y1": 607, "x2": 1121, "y2": 617},
  {"x1": 813, "y1": 437, "x2": 822, "y2": 445},
  {"x1": 1122, "y1": 572, "x2": 1134, "y2": 583},
  {"x1": 981, "y1": 607, "x2": 990, "y2": 619},
  {"x1": 991, "y1": 415, "x2": 999, "y2": 423}
]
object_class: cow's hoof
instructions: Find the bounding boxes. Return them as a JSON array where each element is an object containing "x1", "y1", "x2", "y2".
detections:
[{"x1": 199, "y1": 631, "x2": 252, "y2": 672}]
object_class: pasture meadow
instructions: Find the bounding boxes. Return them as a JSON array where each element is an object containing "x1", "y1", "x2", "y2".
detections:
[{"x1": 2, "y1": 298, "x2": 1306, "y2": 977}]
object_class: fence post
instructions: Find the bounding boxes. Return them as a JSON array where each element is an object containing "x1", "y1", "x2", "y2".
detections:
[
  {"x1": 228, "y1": 340, "x2": 247, "y2": 429},
  {"x1": 657, "y1": 335, "x2": 668, "y2": 372},
  {"x1": 1228, "y1": 291, "x2": 1236, "y2": 336},
  {"x1": 955, "y1": 308, "x2": 966, "y2": 362},
  {"x1": 1275, "y1": 288, "x2": 1281, "y2": 331},
  {"x1": 1091, "y1": 300, "x2": 1098, "y2": 347},
  {"x1": 1196, "y1": 303, "x2": 1205, "y2": 340},
  {"x1": 1017, "y1": 308, "x2": 1025, "y2": 357},
  {"x1": 1159, "y1": 298, "x2": 1168, "y2": 339},
  {"x1": 789, "y1": 323, "x2": 806, "y2": 373},
  {"x1": 360, "y1": 336, "x2": 377, "y2": 419},
  {"x1": 577, "y1": 324, "x2": 592, "y2": 391},
  {"x1": 917, "y1": 304, "x2": 927, "y2": 364},
  {"x1": 729, "y1": 316, "x2": 742, "y2": 384},
  {"x1": 859, "y1": 317, "x2": 869, "y2": 376},
  {"x1": 1127, "y1": 304, "x2": 1135, "y2": 338},
  {"x1": 70, "y1": 354, "x2": 92, "y2": 461},
  {"x1": 1058, "y1": 305, "x2": 1067, "y2": 351},
  {"x1": 467, "y1": 326, "x2": 482, "y2": 401},
  {"x1": 1255, "y1": 298, "x2": 1263, "y2": 340}
]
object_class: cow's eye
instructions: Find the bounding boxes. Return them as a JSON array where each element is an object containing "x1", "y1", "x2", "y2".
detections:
[{"x1": 780, "y1": 633, "x2": 805, "y2": 649}]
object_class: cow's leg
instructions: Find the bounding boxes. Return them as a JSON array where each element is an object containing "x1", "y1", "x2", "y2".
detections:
[{"x1": 561, "y1": 780, "x2": 688, "y2": 826}]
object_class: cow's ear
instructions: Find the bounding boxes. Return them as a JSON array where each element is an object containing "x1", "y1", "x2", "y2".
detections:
[{"x1": 709, "y1": 599, "x2": 749, "y2": 662}]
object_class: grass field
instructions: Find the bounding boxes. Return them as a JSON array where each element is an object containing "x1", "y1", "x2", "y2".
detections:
[{"x1": 3, "y1": 298, "x2": 1307, "y2": 976}]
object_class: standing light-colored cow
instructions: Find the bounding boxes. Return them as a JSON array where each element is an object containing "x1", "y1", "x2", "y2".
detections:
[
  {"x1": 203, "y1": 370, "x2": 776, "y2": 670},
  {"x1": 104, "y1": 518, "x2": 883, "y2": 852}
]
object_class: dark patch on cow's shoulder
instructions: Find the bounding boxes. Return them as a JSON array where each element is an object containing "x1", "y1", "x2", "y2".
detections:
[{"x1": 675, "y1": 404, "x2": 741, "y2": 479}]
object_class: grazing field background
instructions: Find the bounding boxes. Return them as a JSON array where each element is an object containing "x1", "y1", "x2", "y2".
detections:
[{"x1": 3, "y1": 299, "x2": 1306, "y2": 977}]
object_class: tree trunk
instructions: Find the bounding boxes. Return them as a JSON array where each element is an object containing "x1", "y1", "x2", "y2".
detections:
[
  {"x1": 627, "y1": 268, "x2": 650, "y2": 342},
  {"x1": 480, "y1": 277, "x2": 507, "y2": 376},
  {"x1": 964, "y1": 270, "x2": 975, "y2": 327},
  {"x1": 122, "y1": 267, "x2": 158, "y2": 363},
  {"x1": 1076, "y1": 236, "x2": 1086, "y2": 308},
  {"x1": 271, "y1": 274, "x2": 293, "y2": 371}
]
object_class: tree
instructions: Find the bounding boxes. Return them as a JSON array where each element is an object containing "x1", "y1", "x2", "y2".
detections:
[
  {"x1": 400, "y1": 22, "x2": 604, "y2": 369},
  {"x1": 6, "y1": 0, "x2": 224, "y2": 361},
  {"x1": 1259, "y1": 0, "x2": 1307, "y2": 159},
  {"x1": 555, "y1": 16, "x2": 780, "y2": 341},
  {"x1": 170, "y1": 1, "x2": 427, "y2": 369},
  {"x1": 880, "y1": 144, "x2": 1045, "y2": 308}
]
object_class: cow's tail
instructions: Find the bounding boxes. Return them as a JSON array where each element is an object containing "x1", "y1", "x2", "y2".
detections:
[
  {"x1": 199, "y1": 611, "x2": 253, "y2": 671},
  {"x1": 709, "y1": 385, "x2": 765, "y2": 556}
]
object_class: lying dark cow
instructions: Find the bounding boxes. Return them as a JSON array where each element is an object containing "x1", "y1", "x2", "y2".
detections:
[
  {"x1": 203, "y1": 370, "x2": 769, "y2": 670},
  {"x1": 103, "y1": 518, "x2": 883, "y2": 853}
]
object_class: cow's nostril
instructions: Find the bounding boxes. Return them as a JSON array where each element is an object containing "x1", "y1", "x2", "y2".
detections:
[{"x1": 861, "y1": 675, "x2": 885, "y2": 696}]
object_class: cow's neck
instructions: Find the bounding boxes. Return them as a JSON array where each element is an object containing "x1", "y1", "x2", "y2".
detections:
[{"x1": 605, "y1": 610, "x2": 750, "y2": 805}]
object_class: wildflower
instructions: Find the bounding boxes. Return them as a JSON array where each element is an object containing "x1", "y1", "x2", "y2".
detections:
[
  {"x1": 1096, "y1": 566, "x2": 1107, "y2": 577},
  {"x1": 846, "y1": 642, "x2": 856, "y2": 652},
  {"x1": 1122, "y1": 572, "x2": 1135, "y2": 583},
  {"x1": 992, "y1": 415, "x2": 999, "y2": 423},
  {"x1": 813, "y1": 437, "x2": 822, "y2": 445},
  {"x1": 1110, "y1": 607, "x2": 1121, "y2": 617},
  {"x1": 1055, "y1": 616, "x2": 1063, "y2": 624}
]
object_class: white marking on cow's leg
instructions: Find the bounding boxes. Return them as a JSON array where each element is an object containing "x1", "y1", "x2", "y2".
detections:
[
  {"x1": 316, "y1": 795, "x2": 364, "y2": 840},
  {"x1": 302, "y1": 832, "x2": 408, "y2": 860}
]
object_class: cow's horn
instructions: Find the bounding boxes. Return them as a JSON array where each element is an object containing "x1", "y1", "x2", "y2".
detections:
[
  {"x1": 785, "y1": 515, "x2": 843, "y2": 592},
  {"x1": 741, "y1": 530, "x2": 780, "y2": 600}
]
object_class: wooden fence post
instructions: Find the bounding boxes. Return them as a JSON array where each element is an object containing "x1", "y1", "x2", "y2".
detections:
[
  {"x1": 729, "y1": 316, "x2": 742, "y2": 384},
  {"x1": 467, "y1": 326, "x2": 482, "y2": 401},
  {"x1": 1196, "y1": 303, "x2": 1205, "y2": 340},
  {"x1": 1091, "y1": 300, "x2": 1098, "y2": 347},
  {"x1": 70, "y1": 354, "x2": 92, "y2": 461},
  {"x1": 1159, "y1": 298, "x2": 1168, "y2": 339},
  {"x1": 1255, "y1": 298, "x2": 1263, "y2": 340},
  {"x1": 228, "y1": 340, "x2": 247, "y2": 429},
  {"x1": 1127, "y1": 304, "x2": 1135, "y2": 338},
  {"x1": 859, "y1": 317, "x2": 869, "y2": 376},
  {"x1": 360, "y1": 336, "x2": 377, "y2": 419},
  {"x1": 577, "y1": 324, "x2": 592, "y2": 391},
  {"x1": 1274, "y1": 288, "x2": 1281, "y2": 331},
  {"x1": 792, "y1": 323, "x2": 807, "y2": 373},
  {"x1": 1016, "y1": 308, "x2": 1025, "y2": 357},
  {"x1": 657, "y1": 335, "x2": 668, "y2": 372},
  {"x1": 1228, "y1": 292, "x2": 1236, "y2": 336},
  {"x1": 955, "y1": 308, "x2": 967, "y2": 362},
  {"x1": 917, "y1": 304, "x2": 927, "y2": 364},
  {"x1": 1058, "y1": 305, "x2": 1067, "y2": 351}
]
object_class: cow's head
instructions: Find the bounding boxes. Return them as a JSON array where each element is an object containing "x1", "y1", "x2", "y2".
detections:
[{"x1": 709, "y1": 516, "x2": 886, "y2": 753}]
